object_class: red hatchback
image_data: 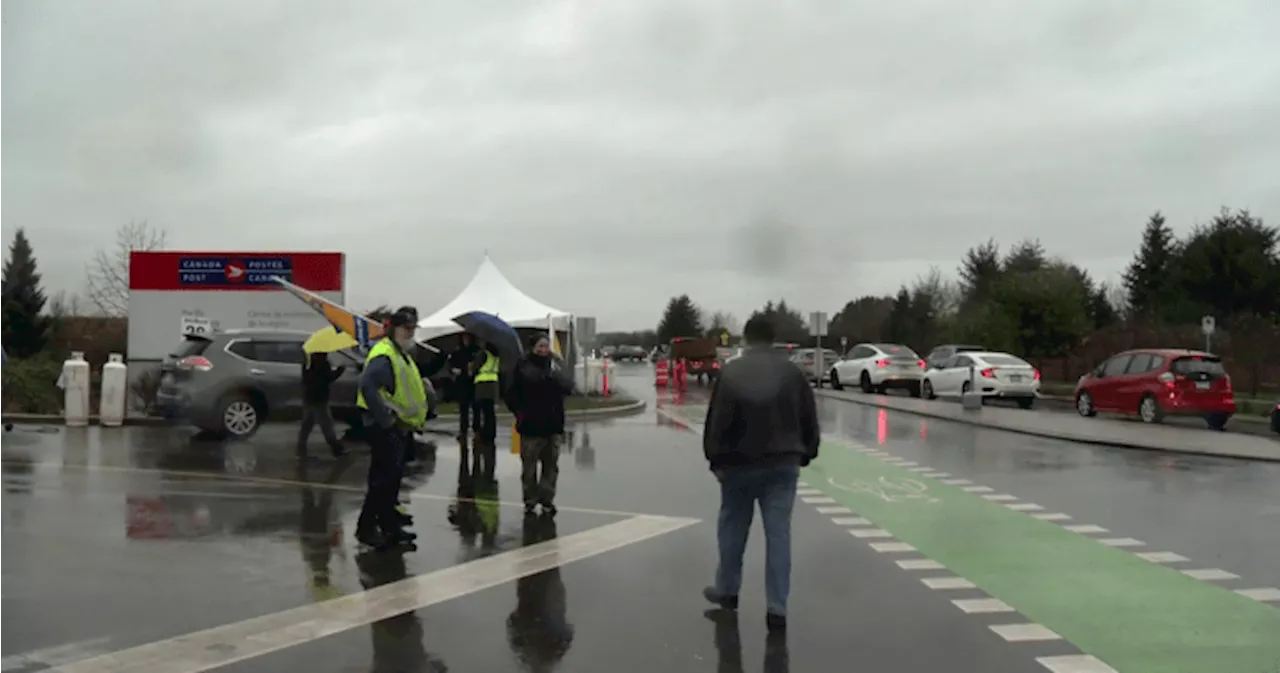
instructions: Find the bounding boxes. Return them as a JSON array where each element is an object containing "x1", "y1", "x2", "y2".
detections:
[{"x1": 1074, "y1": 349, "x2": 1236, "y2": 430}]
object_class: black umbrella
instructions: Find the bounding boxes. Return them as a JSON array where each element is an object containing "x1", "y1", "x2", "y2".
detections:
[{"x1": 451, "y1": 311, "x2": 524, "y2": 376}]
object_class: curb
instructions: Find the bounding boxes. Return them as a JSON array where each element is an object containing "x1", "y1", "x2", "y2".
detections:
[
  {"x1": 814, "y1": 390, "x2": 1279, "y2": 463},
  {"x1": 1, "y1": 398, "x2": 648, "y2": 429}
]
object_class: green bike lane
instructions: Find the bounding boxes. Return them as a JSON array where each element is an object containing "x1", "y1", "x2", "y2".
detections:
[{"x1": 667, "y1": 402, "x2": 1280, "y2": 673}]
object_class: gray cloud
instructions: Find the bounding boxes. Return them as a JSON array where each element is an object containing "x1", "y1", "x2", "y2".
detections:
[{"x1": 4, "y1": 0, "x2": 1278, "y2": 328}]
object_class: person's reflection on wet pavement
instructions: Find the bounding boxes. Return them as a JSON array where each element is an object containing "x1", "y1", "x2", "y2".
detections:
[
  {"x1": 298, "y1": 458, "x2": 352, "y2": 602},
  {"x1": 355, "y1": 550, "x2": 449, "y2": 672},
  {"x1": 506, "y1": 515, "x2": 573, "y2": 672},
  {"x1": 705, "y1": 609, "x2": 789, "y2": 673}
]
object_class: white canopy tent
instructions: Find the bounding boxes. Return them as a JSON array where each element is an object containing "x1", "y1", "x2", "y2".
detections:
[{"x1": 415, "y1": 256, "x2": 573, "y2": 341}]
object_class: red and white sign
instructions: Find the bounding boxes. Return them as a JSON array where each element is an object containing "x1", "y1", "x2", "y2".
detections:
[{"x1": 127, "y1": 251, "x2": 345, "y2": 361}]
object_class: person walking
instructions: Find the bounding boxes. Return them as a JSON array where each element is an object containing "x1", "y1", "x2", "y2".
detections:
[
  {"x1": 506, "y1": 333, "x2": 573, "y2": 517},
  {"x1": 297, "y1": 352, "x2": 348, "y2": 459},
  {"x1": 472, "y1": 340, "x2": 501, "y2": 476},
  {"x1": 354, "y1": 307, "x2": 428, "y2": 551},
  {"x1": 701, "y1": 315, "x2": 819, "y2": 632},
  {"x1": 449, "y1": 333, "x2": 482, "y2": 444}
]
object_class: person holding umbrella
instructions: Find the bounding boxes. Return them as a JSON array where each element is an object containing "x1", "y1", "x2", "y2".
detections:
[
  {"x1": 354, "y1": 307, "x2": 428, "y2": 550},
  {"x1": 506, "y1": 333, "x2": 574, "y2": 517},
  {"x1": 297, "y1": 351, "x2": 347, "y2": 459}
]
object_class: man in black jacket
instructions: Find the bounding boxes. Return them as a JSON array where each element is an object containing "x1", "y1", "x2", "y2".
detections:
[
  {"x1": 297, "y1": 351, "x2": 347, "y2": 458},
  {"x1": 506, "y1": 333, "x2": 573, "y2": 517},
  {"x1": 701, "y1": 315, "x2": 819, "y2": 633},
  {"x1": 448, "y1": 333, "x2": 482, "y2": 442}
]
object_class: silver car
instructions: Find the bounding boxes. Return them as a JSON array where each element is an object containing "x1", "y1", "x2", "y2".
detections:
[
  {"x1": 156, "y1": 329, "x2": 365, "y2": 438},
  {"x1": 790, "y1": 347, "x2": 841, "y2": 384}
]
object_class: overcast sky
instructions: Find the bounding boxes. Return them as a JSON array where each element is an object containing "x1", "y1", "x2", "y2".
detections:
[{"x1": 4, "y1": 0, "x2": 1278, "y2": 329}]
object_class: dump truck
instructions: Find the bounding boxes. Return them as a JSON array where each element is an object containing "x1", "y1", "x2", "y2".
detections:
[{"x1": 670, "y1": 336, "x2": 721, "y2": 385}]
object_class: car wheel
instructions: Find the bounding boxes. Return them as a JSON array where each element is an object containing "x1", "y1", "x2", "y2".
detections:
[
  {"x1": 831, "y1": 371, "x2": 843, "y2": 390},
  {"x1": 1204, "y1": 413, "x2": 1229, "y2": 431},
  {"x1": 1016, "y1": 397, "x2": 1035, "y2": 410},
  {"x1": 1075, "y1": 391, "x2": 1097, "y2": 417},
  {"x1": 1138, "y1": 394, "x2": 1163, "y2": 424},
  {"x1": 859, "y1": 371, "x2": 873, "y2": 393},
  {"x1": 922, "y1": 379, "x2": 936, "y2": 400},
  {"x1": 219, "y1": 393, "x2": 262, "y2": 438}
]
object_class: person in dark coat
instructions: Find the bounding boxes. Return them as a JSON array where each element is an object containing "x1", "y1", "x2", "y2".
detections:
[
  {"x1": 506, "y1": 332, "x2": 573, "y2": 517},
  {"x1": 297, "y1": 352, "x2": 347, "y2": 458},
  {"x1": 701, "y1": 315, "x2": 819, "y2": 633},
  {"x1": 449, "y1": 333, "x2": 483, "y2": 442}
]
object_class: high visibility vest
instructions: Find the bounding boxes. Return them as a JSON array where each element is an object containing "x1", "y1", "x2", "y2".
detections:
[
  {"x1": 356, "y1": 339, "x2": 428, "y2": 428},
  {"x1": 474, "y1": 352, "x2": 500, "y2": 384}
]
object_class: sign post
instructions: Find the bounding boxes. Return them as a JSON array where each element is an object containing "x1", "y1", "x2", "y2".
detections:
[
  {"x1": 809, "y1": 311, "x2": 828, "y2": 388},
  {"x1": 180, "y1": 315, "x2": 213, "y2": 339},
  {"x1": 1201, "y1": 315, "x2": 1215, "y2": 353}
]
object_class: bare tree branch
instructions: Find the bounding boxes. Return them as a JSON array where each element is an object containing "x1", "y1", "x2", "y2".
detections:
[{"x1": 85, "y1": 221, "x2": 167, "y2": 317}]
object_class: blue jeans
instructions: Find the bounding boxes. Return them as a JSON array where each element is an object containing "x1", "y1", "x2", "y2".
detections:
[{"x1": 713, "y1": 462, "x2": 800, "y2": 615}]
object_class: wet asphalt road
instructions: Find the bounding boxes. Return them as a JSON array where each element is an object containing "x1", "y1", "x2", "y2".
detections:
[{"x1": 2, "y1": 364, "x2": 1277, "y2": 672}]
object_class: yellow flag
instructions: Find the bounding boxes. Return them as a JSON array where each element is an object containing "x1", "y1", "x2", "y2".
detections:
[
  {"x1": 548, "y1": 313, "x2": 562, "y2": 355},
  {"x1": 511, "y1": 422, "x2": 521, "y2": 454}
]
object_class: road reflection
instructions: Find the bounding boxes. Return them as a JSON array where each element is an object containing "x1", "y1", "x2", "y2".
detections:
[
  {"x1": 507, "y1": 515, "x2": 574, "y2": 672},
  {"x1": 355, "y1": 550, "x2": 449, "y2": 672},
  {"x1": 705, "y1": 609, "x2": 788, "y2": 673}
]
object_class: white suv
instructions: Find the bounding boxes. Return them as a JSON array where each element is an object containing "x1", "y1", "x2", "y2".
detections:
[{"x1": 829, "y1": 343, "x2": 925, "y2": 395}]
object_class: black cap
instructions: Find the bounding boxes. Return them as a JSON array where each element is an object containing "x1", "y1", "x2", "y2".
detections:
[
  {"x1": 395, "y1": 305, "x2": 418, "y2": 320},
  {"x1": 388, "y1": 308, "x2": 417, "y2": 328}
]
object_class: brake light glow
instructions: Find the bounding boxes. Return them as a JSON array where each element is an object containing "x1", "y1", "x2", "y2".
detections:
[
  {"x1": 1033, "y1": 369, "x2": 1041, "y2": 380},
  {"x1": 917, "y1": 359, "x2": 926, "y2": 369},
  {"x1": 1158, "y1": 372, "x2": 1176, "y2": 386},
  {"x1": 980, "y1": 368, "x2": 996, "y2": 379},
  {"x1": 178, "y1": 356, "x2": 213, "y2": 372},
  {"x1": 876, "y1": 359, "x2": 890, "y2": 368}
]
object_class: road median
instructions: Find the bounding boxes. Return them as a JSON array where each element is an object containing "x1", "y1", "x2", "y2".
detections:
[{"x1": 815, "y1": 389, "x2": 1278, "y2": 462}]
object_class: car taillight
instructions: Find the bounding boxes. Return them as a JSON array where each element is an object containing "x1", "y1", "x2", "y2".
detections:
[
  {"x1": 876, "y1": 359, "x2": 890, "y2": 368},
  {"x1": 917, "y1": 359, "x2": 926, "y2": 369},
  {"x1": 980, "y1": 368, "x2": 996, "y2": 379},
  {"x1": 178, "y1": 356, "x2": 213, "y2": 372},
  {"x1": 1158, "y1": 372, "x2": 1175, "y2": 385},
  {"x1": 1223, "y1": 375, "x2": 1232, "y2": 391},
  {"x1": 1033, "y1": 369, "x2": 1041, "y2": 380},
  {"x1": 712, "y1": 361, "x2": 720, "y2": 369}
]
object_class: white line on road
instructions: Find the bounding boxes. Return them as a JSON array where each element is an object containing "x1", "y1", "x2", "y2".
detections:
[
  {"x1": 1098, "y1": 537, "x2": 1144, "y2": 548},
  {"x1": 1035, "y1": 654, "x2": 1118, "y2": 673},
  {"x1": 1181, "y1": 568, "x2": 1240, "y2": 581},
  {"x1": 1134, "y1": 551, "x2": 1188, "y2": 564},
  {"x1": 940, "y1": 478, "x2": 972, "y2": 486},
  {"x1": 869, "y1": 542, "x2": 916, "y2": 553},
  {"x1": 962, "y1": 486, "x2": 995, "y2": 493},
  {"x1": 1235, "y1": 587, "x2": 1280, "y2": 602},
  {"x1": 51, "y1": 515, "x2": 698, "y2": 673},
  {"x1": 952, "y1": 598, "x2": 1014, "y2": 614},
  {"x1": 921, "y1": 472, "x2": 950, "y2": 478},
  {"x1": 895, "y1": 559, "x2": 944, "y2": 570},
  {"x1": 831, "y1": 517, "x2": 871, "y2": 526},
  {"x1": 1032, "y1": 513, "x2": 1072, "y2": 521},
  {"x1": 989, "y1": 623, "x2": 1062, "y2": 642},
  {"x1": 1063, "y1": 525, "x2": 1108, "y2": 534},
  {"x1": 982, "y1": 494, "x2": 1018, "y2": 501},
  {"x1": 921, "y1": 577, "x2": 976, "y2": 590},
  {"x1": 796, "y1": 488, "x2": 822, "y2": 496},
  {"x1": 801, "y1": 496, "x2": 837, "y2": 504},
  {"x1": 814, "y1": 506, "x2": 853, "y2": 515},
  {"x1": 1005, "y1": 502, "x2": 1045, "y2": 511},
  {"x1": 849, "y1": 528, "x2": 894, "y2": 539}
]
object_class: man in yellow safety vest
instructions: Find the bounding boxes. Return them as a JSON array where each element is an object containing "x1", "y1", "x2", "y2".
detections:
[
  {"x1": 471, "y1": 342, "x2": 501, "y2": 476},
  {"x1": 355, "y1": 307, "x2": 428, "y2": 550}
]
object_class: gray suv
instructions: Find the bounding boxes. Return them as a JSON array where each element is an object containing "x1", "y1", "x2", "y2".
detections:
[{"x1": 156, "y1": 328, "x2": 364, "y2": 437}]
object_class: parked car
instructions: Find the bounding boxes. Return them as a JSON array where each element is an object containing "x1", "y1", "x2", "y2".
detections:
[
  {"x1": 922, "y1": 351, "x2": 1041, "y2": 408},
  {"x1": 829, "y1": 343, "x2": 925, "y2": 395},
  {"x1": 156, "y1": 329, "x2": 365, "y2": 438},
  {"x1": 924, "y1": 343, "x2": 985, "y2": 370},
  {"x1": 1073, "y1": 349, "x2": 1236, "y2": 430},
  {"x1": 790, "y1": 347, "x2": 840, "y2": 385},
  {"x1": 613, "y1": 345, "x2": 647, "y2": 362},
  {"x1": 1271, "y1": 401, "x2": 1280, "y2": 434}
]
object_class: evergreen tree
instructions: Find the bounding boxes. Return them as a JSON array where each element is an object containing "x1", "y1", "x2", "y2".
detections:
[
  {"x1": 1169, "y1": 209, "x2": 1280, "y2": 322},
  {"x1": 2, "y1": 229, "x2": 52, "y2": 358},
  {"x1": 656, "y1": 295, "x2": 704, "y2": 342},
  {"x1": 884, "y1": 287, "x2": 913, "y2": 344},
  {"x1": 1122, "y1": 211, "x2": 1180, "y2": 321},
  {"x1": 958, "y1": 239, "x2": 1002, "y2": 309},
  {"x1": 1003, "y1": 239, "x2": 1047, "y2": 275}
]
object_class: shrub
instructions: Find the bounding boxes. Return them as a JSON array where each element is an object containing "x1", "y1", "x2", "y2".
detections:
[{"x1": 1, "y1": 356, "x2": 63, "y2": 414}]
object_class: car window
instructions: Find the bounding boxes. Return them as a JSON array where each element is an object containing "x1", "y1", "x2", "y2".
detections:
[
  {"x1": 1102, "y1": 355, "x2": 1133, "y2": 377},
  {"x1": 229, "y1": 340, "x2": 305, "y2": 364},
  {"x1": 874, "y1": 344, "x2": 919, "y2": 359},
  {"x1": 1124, "y1": 353, "x2": 1152, "y2": 374},
  {"x1": 1171, "y1": 356, "x2": 1226, "y2": 376},
  {"x1": 1146, "y1": 355, "x2": 1165, "y2": 372},
  {"x1": 981, "y1": 354, "x2": 1027, "y2": 366},
  {"x1": 955, "y1": 345, "x2": 984, "y2": 353},
  {"x1": 953, "y1": 355, "x2": 972, "y2": 368}
]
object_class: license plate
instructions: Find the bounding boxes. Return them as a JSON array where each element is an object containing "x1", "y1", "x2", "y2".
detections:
[
  {"x1": 894, "y1": 364, "x2": 912, "y2": 370},
  {"x1": 1195, "y1": 381, "x2": 1210, "y2": 390},
  {"x1": 1008, "y1": 375, "x2": 1023, "y2": 383}
]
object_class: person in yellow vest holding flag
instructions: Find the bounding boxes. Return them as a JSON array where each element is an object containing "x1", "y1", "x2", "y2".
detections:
[
  {"x1": 472, "y1": 340, "x2": 501, "y2": 476},
  {"x1": 355, "y1": 307, "x2": 427, "y2": 551}
]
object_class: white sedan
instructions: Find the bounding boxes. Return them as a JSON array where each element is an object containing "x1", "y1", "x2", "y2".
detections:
[
  {"x1": 921, "y1": 351, "x2": 1041, "y2": 408},
  {"x1": 828, "y1": 343, "x2": 926, "y2": 395}
]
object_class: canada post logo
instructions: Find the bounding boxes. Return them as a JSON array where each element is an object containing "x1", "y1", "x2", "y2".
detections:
[{"x1": 178, "y1": 257, "x2": 292, "y2": 287}]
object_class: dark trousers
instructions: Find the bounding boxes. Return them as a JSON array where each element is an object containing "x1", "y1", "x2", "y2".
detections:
[
  {"x1": 713, "y1": 463, "x2": 800, "y2": 615},
  {"x1": 520, "y1": 434, "x2": 561, "y2": 506},
  {"x1": 475, "y1": 398, "x2": 497, "y2": 443},
  {"x1": 297, "y1": 402, "x2": 342, "y2": 454},
  {"x1": 456, "y1": 391, "x2": 480, "y2": 436},
  {"x1": 357, "y1": 425, "x2": 406, "y2": 536}
]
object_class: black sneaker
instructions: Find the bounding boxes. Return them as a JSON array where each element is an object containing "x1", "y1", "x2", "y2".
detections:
[
  {"x1": 766, "y1": 613, "x2": 787, "y2": 632},
  {"x1": 398, "y1": 512, "x2": 414, "y2": 526},
  {"x1": 703, "y1": 586, "x2": 739, "y2": 610},
  {"x1": 355, "y1": 530, "x2": 393, "y2": 550},
  {"x1": 524, "y1": 503, "x2": 538, "y2": 517},
  {"x1": 540, "y1": 503, "x2": 557, "y2": 517},
  {"x1": 388, "y1": 529, "x2": 418, "y2": 543}
]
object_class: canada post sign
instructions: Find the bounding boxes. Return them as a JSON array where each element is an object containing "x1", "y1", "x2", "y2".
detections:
[{"x1": 178, "y1": 257, "x2": 291, "y2": 287}]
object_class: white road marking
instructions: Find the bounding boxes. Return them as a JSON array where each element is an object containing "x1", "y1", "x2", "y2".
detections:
[
  {"x1": 797, "y1": 481, "x2": 809, "y2": 487},
  {"x1": 801, "y1": 496, "x2": 837, "y2": 504},
  {"x1": 51, "y1": 515, "x2": 697, "y2": 673},
  {"x1": 1098, "y1": 537, "x2": 1144, "y2": 548},
  {"x1": 869, "y1": 542, "x2": 916, "y2": 553},
  {"x1": 1235, "y1": 587, "x2": 1280, "y2": 602},
  {"x1": 2, "y1": 638, "x2": 113, "y2": 672},
  {"x1": 856, "y1": 448, "x2": 879, "y2": 453},
  {"x1": 831, "y1": 517, "x2": 871, "y2": 526},
  {"x1": 952, "y1": 598, "x2": 1014, "y2": 614},
  {"x1": 989, "y1": 623, "x2": 1062, "y2": 642},
  {"x1": 849, "y1": 528, "x2": 894, "y2": 539},
  {"x1": 893, "y1": 461, "x2": 919, "y2": 467},
  {"x1": 1035, "y1": 654, "x2": 1118, "y2": 673},
  {"x1": 1032, "y1": 513, "x2": 1072, "y2": 521},
  {"x1": 921, "y1": 472, "x2": 950, "y2": 478},
  {"x1": 941, "y1": 478, "x2": 972, "y2": 486},
  {"x1": 796, "y1": 488, "x2": 823, "y2": 496},
  {"x1": 921, "y1": 577, "x2": 976, "y2": 590},
  {"x1": 908, "y1": 466, "x2": 933, "y2": 472},
  {"x1": 814, "y1": 506, "x2": 853, "y2": 515},
  {"x1": 1063, "y1": 524, "x2": 1108, "y2": 534},
  {"x1": 1181, "y1": 568, "x2": 1240, "y2": 581},
  {"x1": 1005, "y1": 502, "x2": 1044, "y2": 511},
  {"x1": 895, "y1": 559, "x2": 944, "y2": 570},
  {"x1": 982, "y1": 494, "x2": 1018, "y2": 501},
  {"x1": 1135, "y1": 551, "x2": 1188, "y2": 564},
  {"x1": 962, "y1": 486, "x2": 994, "y2": 493}
]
